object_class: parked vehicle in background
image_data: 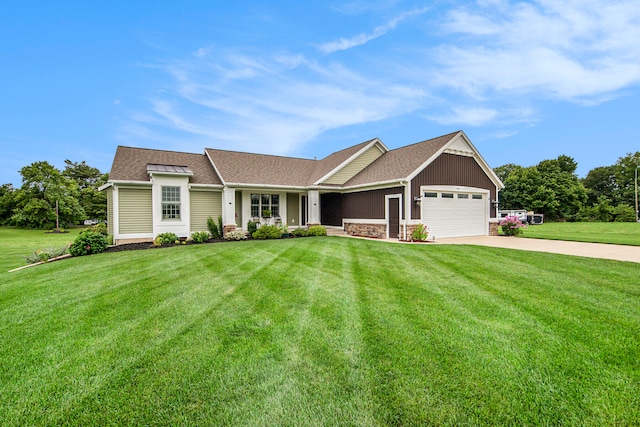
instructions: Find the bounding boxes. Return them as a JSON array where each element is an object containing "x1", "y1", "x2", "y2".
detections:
[
  {"x1": 498, "y1": 210, "x2": 544, "y2": 225},
  {"x1": 498, "y1": 209, "x2": 528, "y2": 223},
  {"x1": 83, "y1": 219, "x2": 99, "y2": 226}
]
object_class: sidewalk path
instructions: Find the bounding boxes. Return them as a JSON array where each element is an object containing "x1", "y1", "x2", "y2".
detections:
[{"x1": 436, "y1": 236, "x2": 640, "y2": 264}]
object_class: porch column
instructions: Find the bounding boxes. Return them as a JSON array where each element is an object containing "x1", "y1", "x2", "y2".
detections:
[
  {"x1": 307, "y1": 190, "x2": 320, "y2": 225},
  {"x1": 222, "y1": 188, "x2": 237, "y2": 230}
]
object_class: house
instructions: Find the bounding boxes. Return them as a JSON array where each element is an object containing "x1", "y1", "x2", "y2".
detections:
[{"x1": 100, "y1": 130, "x2": 504, "y2": 244}]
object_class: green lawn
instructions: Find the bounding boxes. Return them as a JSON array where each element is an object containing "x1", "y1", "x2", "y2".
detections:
[
  {"x1": 1, "y1": 233, "x2": 639, "y2": 426},
  {"x1": 521, "y1": 222, "x2": 640, "y2": 246},
  {"x1": 0, "y1": 227, "x2": 82, "y2": 272}
]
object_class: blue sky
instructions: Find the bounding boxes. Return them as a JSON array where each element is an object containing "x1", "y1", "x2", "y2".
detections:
[{"x1": 2, "y1": 0, "x2": 639, "y2": 186}]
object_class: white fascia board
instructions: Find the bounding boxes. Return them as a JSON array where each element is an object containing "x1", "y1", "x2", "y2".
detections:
[
  {"x1": 335, "y1": 179, "x2": 408, "y2": 193},
  {"x1": 225, "y1": 182, "x2": 308, "y2": 191},
  {"x1": 147, "y1": 171, "x2": 193, "y2": 178},
  {"x1": 313, "y1": 138, "x2": 387, "y2": 185},
  {"x1": 189, "y1": 183, "x2": 224, "y2": 190},
  {"x1": 204, "y1": 150, "x2": 226, "y2": 185},
  {"x1": 406, "y1": 131, "x2": 462, "y2": 182},
  {"x1": 455, "y1": 131, "x2": 504, "y2": 188},
  {"x1": 108, "y1": 180, "x2": 153, "y2": 187},
  {"x1": 406, "y1": 131, "x2": 504, "y2": 189},
  {"x1": 97, "y1": 182, "x2": 113, "y2": 191}
]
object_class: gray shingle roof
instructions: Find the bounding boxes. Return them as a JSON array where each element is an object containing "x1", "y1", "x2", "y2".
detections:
[
  {"x1": 205, "y1": 138, "x2": 377, "y2": 186},
  {"x1": 109, "y1": 146, "x2": 222, "y2": 185},
  {"x1": 343, "y1": 132, "x2": 460, "y2": 186},
  {"x1": 108, "y1": 132, "x2": 463, "y2": 189}
]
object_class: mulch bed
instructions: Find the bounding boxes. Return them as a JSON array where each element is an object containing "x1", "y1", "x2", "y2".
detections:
[{"x1": 103, "y1": 239, "x2": 229, "y2": 253}]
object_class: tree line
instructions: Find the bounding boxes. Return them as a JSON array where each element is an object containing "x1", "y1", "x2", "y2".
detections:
[
  {"x1": 0, "y1": 160, "x2": 108, "y2": 229},
  {"x1": 496, "y1": 151, "x2": 640, "y2": 222},
  {"x1": 1, "y1": 151, "x2": 638, "y2": 229}
]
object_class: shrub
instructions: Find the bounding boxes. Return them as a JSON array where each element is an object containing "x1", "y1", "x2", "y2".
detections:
[
  {"x1": 155, "y1": 232, "x2": 179, "y2": 246},
  {"x1": 411, "y1": 223, "x2": 429, "y2": 241},
  {"x1": 308, "y1": 225, "x2": 327, "y2": 236},
  {"x1": 69, "y1": 231, "x2": 108, "y2": 256},
  {"x1": 25, "y1": 246, "x2": 69, "y2": 264},
  {"x1": 191, "y1": 231, "x2": 210, "y2": 243},
  {"x1": 613, "y1": 204, "x2": 636, "y2": 222},
  {"x1": 87, "y1": 222, "x2": 108, "y2": 236},
  {"x1": 252, "y1": 225, "x2": 283, "y2": 239},
  {"x1": 247, "y1": 220, "x2": 258, "y2": 236},
  {"x1": 499, "y1": 215, "x2": 524, "y2": 236},
  {"x1": 207, "y1": 216, "x2": 221, "y2": 239},
  {"x1": 225, "y1": 230, "x2": 248, "y2": 241},
  {"x1": 292, "y1": 228, "x2": 309, "y2": 237}
]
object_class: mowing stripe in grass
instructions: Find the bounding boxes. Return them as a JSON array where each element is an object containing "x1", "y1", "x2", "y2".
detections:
[{"x1": 1, "y1": 237, "x2": 639, "y2": 425}]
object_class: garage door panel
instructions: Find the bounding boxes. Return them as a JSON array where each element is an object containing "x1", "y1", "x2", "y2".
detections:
[{"x1": 421, "y1": 191, "x2": 486, "y2": 238}]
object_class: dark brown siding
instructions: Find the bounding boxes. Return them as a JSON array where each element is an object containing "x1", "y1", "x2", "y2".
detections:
[
  {"x1": 320, "y1": 193, "x2": 343, "y2": 226},
  {"x1": 342, "y1": 187, "x2": 404, "y2": 220},
  {"x1": 411, "y1": 153, "x2": 497, "y2": 219}
]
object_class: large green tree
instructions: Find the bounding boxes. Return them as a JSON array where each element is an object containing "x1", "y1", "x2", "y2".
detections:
[
  {"x1": 64, "y1": 160, "x2": 108, "y2": 220},
  {"x1": 581, "y1": 152, "x2": 640, "y2": 214},
  {"x1": 498, "y1": 155, "x2": 587, "y2": 221},
  {"x1": 11, "y1": 161, "x2": 85, "y2": 228},
  {"x1": 0, "y1": 184, "x2": 17, "y2": 225}
]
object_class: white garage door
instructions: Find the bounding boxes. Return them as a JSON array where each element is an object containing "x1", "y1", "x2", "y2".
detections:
[{"x1": 421, "y1": 189, "x2": 487, "y2": 238}]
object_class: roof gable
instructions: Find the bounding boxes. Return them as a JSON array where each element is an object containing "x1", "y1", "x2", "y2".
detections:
[
  {"x1": 109, "y1": 146, "x2": 222, "y2": 185},
  {"x1": 315, "y1": 139, "x2": 387, "y2": 185},
  {"x1": 343, "y1": 132, "x2": 459, "y2": 187}
]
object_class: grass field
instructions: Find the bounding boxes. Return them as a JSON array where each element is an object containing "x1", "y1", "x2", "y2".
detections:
[
  {"x1": 521, "y1": 222, "x2": 640, "y2": 246},
  {"x1": 0, "y1": 227, "x2": 82, "y2": 272},
  {"x1": 1, "y1": 230, "x2": 639, "y2": 426}
]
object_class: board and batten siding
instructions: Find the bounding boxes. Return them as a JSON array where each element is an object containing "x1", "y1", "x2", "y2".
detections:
[
  {"x1": 342, "y1": 187, "x2": 404, "y2": 220},
  {"x1": 410, "y1": 153, "x2": 496, "y2": 220},
  {"x1": 106, "y1": 187, "x2": 114, "y2": 236},
  {"x1": 323, "y1": 145, "x2": 384, "y2": 185},
  {"x1": 190, "y1": 190, "x2": 222, "y2": 232},
  {"x1": 118, "y1": 188, "x2": 153, "y2": 234}
]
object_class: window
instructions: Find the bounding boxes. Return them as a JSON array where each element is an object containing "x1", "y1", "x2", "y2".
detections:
[
  {"x1": 442, "y1": 193, "x2": 454, "y2": 198},
  {"x1": 457, "y1": 194, "x2": 469, "y2": 199},
  {"x1": 424, "y1": 192, "x2": 438, "y2": 198},
  {"x1": 251, "y1": 193, "x2": 280, "y2": 217},
  {"x1": 162, "y1": 186, "x2": 181, "y2": 220},
  {"x1": 472, "y1": 194, "x2": 483, "y2": 200}
]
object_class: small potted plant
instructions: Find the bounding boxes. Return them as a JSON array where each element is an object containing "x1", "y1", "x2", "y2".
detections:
[{"x1": 262, "y1": 209, "x2": 272, "y2": 218}]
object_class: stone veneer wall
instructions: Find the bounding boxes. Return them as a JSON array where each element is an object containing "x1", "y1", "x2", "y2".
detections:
[
  {"x1": 489, "y1": 221, "x2": 499, "y2": 236},
  {"x1": 345, "y1": 223, "x2": 386, "y2": 238},
  {"x1": 223, "y1": 224, "x2": 237, "y2": 237}
]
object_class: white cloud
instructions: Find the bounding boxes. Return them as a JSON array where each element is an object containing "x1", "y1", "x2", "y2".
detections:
[
  {"x1": 434, "y1": 0, "x2": 640, "y2": 102},
  {"x1": 318, "y1": 7, "x2": 429, "y2": 54},
  {"x1": 126, "y1": 52, "x2": 428, "y2": 155},
  {"x1": 122, "y1": 0, "x2": 640, "y2": 151},
  {"x1": 430, "y1": 107, "x2": 498, "y2": 126}
]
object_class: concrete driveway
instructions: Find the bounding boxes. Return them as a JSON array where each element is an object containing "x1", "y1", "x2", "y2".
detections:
[{"x1": 436, "y1": 236, "x2": 640, "y2": 264}]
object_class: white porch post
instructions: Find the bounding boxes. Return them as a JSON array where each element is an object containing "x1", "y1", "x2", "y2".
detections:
[
  {"x1": 222, "y1": 188, "x2": 236, "y2": 227},
  {"x1": 307, "y1": 190, "x2": 320, "y2": 225}
]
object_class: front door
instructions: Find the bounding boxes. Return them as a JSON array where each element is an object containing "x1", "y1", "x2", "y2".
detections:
[{"x1": 388, "y1": 197, "x2": 400, "y2": 239}]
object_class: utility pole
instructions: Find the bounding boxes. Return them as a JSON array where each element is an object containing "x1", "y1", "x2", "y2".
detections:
[{"x1": 634, "y1": 166, "x2": 640, "y2": 222}]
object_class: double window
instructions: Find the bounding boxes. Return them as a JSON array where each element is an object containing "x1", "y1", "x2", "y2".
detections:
[
  {"x1": 251, "y1": 193, "x2": 279, "y2": 217},
  {"x1": 162, "y1": 186, "x2": 181, "y2": 220}
]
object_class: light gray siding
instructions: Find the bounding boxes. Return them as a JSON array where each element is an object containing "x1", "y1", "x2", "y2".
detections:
[
  {"x1": 190, "y1": 190, "x2": 222, "y2": 232},
  {"x1": 118, "y1": 188, "x2": 153, "y2": 234}
]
